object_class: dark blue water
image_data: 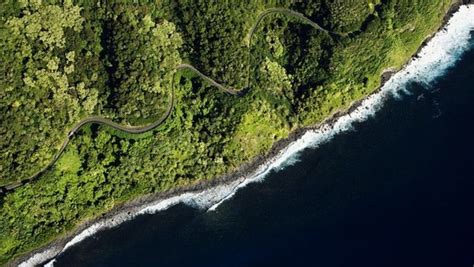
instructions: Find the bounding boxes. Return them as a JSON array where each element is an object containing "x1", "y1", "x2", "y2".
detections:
[{"x1": 55, "y1": 39, "x2": 474, "y2": 267}]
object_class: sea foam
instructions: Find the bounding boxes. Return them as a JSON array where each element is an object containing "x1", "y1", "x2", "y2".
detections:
[{"x1": 17, "y1": 5, "x2": 474, "y2": 267}]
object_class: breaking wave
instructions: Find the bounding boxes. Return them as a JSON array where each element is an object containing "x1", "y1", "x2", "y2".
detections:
[{"x1": 18, "y1": 5, "x2": 474, "y2": 267}]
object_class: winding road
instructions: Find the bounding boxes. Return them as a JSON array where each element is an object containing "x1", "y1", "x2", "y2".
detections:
[{"x1": 1, "y1": 8, "x2": 341, "y2": 194}]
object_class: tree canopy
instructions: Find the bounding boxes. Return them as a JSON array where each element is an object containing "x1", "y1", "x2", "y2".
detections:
[{"x1": 0, "y1": 0, "x2": 453, "y2": 264}]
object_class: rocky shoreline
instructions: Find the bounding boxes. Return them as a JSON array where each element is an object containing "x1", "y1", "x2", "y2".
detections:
[{"x1": 12, "y1": 2, "x2": 471, "y2": 266}]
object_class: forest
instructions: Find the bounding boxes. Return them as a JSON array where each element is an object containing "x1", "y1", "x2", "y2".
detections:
[{"x1": 0, "y1": 0, "x2": 453, "y2": 264}]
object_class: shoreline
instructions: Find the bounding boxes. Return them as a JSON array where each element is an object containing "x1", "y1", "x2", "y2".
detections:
[{"x1": 14, "y1": 2, "x2": 473, "y2": 266}]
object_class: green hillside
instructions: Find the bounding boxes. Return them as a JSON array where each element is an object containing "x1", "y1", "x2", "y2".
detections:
[{"x1": 0, "y1": 0, "x2": 453, "y2": 264}]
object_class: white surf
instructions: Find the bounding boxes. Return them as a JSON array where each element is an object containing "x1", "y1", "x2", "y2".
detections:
[{"x1": 17, "y1": 5, "x2": 474, "y2": 267}]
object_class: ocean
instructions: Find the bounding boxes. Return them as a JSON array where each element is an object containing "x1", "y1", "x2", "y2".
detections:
[{"x1": 41, "y1": 6, "x2": 474, "y2": 267}]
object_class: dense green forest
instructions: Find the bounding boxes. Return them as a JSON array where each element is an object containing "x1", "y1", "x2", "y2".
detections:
[{"x1": 0, "y1": 0, "x2": 453, "y2": 264}]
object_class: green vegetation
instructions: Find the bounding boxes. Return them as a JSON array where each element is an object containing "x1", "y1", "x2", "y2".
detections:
[
  {"x1": 0, "y1": 0, "x2": 453, "y2": 264},
  {"x1": 101, "y1": 8, "x2": 182, "y2": 124},
  {"x1": 0, "y1": 1, "x2": 105, "y2": 185}
]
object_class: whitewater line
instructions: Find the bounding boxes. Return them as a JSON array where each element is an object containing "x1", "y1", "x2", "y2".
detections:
[
  {"x1": 208, "y1": 4, "x2": 474, "y2": 211},
  {"x1": 17, "y1": 4, "x2": 474, "y2": 267}
]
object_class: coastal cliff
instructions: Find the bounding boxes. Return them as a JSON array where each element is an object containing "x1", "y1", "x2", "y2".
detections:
[{"x1": 0, "y1": 1, "x2": 469, "y2": 265}]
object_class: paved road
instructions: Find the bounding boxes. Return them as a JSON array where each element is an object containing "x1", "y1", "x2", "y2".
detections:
[{"x1": 1, "y1": 8, "x2": 339, "y2": 195}]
